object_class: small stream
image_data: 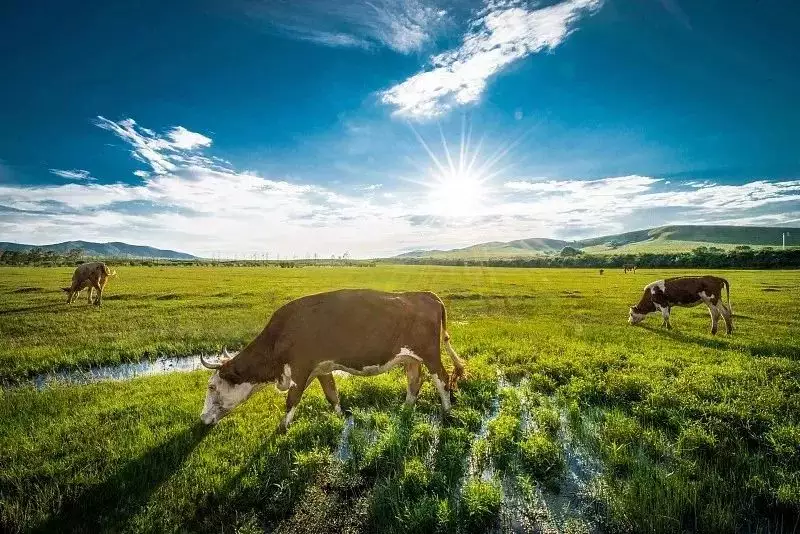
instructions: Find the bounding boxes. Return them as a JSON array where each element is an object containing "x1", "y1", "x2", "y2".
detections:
[{"x1": 8, "y1": 355, "x2": 210, "y2": 390}]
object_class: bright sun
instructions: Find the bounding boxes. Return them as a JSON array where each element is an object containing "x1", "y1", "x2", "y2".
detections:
[
  {"x1": 406, "y1": 119, "x2": 507, "y2": 218},
  {"x1": 427, "y1": 170, "x2": 486, "y2": 217}
]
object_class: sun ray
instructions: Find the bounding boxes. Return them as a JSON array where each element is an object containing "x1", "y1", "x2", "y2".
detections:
[
  {"x1": 405, "y1": 116, "x2": 520, "y2": 218},
  {"x1": 407, "y1": 122, "x2": 450, "y2": 179}
]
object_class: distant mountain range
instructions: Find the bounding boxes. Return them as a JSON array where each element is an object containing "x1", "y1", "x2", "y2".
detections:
[
  {"x1": 396, "y1": 225, "x2": 798, "y2": 259},
  {"x1": 0, "y1": 241, "x2": 197, "y2": 260}
]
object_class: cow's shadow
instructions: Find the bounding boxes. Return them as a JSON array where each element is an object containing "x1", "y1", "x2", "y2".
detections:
[
  {"x1": 0, "y1": 303, "x2": 58, "y2": 316},
  {"x1": 31, "y1": 423, "x2": 209, "y2": 533},
  {"x1": 640, "y1": 324, "x2": 734, "y2": 351}
]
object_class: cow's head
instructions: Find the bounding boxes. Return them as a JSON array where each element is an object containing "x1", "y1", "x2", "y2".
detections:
[
  {"x1": 628, "y1": 306, "x2": 646, "y2": 325},
  {"x1": 199, "y1": 349, "x2": 258, "y2": 425}
]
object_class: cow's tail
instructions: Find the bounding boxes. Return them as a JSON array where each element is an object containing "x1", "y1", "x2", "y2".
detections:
[{"x1": 438, "y1": 296, "x2": 466, "y2": 390}]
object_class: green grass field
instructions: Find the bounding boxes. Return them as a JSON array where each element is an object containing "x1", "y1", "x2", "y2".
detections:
[{"x1": 1, "y1": 266, "x2": 799, "y2": 533}]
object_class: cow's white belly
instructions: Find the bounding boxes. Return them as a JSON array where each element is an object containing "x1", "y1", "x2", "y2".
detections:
[{"x1": 310, "y1": 346, "x2": 422, "y2": 379}]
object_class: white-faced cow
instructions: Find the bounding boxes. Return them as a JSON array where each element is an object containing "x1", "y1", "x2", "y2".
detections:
[
  {"x1": 628, "y1": 276, "x2": 733, "y2": 334},
  {"x1": 199, "y1": 289, "x2": 465, "y2": 431},
  {"x1": 62, "y1": 262, "x2": 116, "y2": 306}
]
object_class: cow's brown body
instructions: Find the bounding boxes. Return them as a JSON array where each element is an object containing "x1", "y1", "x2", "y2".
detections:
[
  {"x1": 623, "y1": 264, "x2": 637, "y2": 273},
  {"x1": 62, "y1": 262, "x2": 115, "y2": 306},
  {"x1": 200, "y1": 289, "x2": 465, "y2": 430},
  {"x1": 629, "y1": 275, "x2": 732, "y2": 334}
]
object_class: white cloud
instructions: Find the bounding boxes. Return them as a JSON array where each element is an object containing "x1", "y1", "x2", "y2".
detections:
[
  {"x1": 3, "y1": 118, "x2": 800, "y2": 257},
  {"x1": 381, "y1": 0, "x2": 602, "y2": 118},
  {"x1": 167, "y1": 126, "x2": 212, "y2": 150},
  {"x1": 49, "y1": 169, "x2": 96, "y2": 182},
  {"x1": 251, "y1": 0, "x2": 448, "y2": 53}
]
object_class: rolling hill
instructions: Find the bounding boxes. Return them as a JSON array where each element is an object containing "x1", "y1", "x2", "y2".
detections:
[
  {"x1": 396, "y1": 225, "x2": 797, "y2": 259},
  {"x1": 0, "y1": 241, "x2": 197, "y2": 260}
]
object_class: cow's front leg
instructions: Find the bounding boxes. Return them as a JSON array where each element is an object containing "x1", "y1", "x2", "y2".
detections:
[
  {"x1": 87, "y1": 286, "x2": 94, "y2": 305},
  {"x1": 317, "y1": 373, "x2": 342, "y2": 415},
  {"x1": 278, "y1": 375, "x2": 308, "y2": 434},
  {"x1": 658, "y1": 305, "x2": 671, "y2": 329}
]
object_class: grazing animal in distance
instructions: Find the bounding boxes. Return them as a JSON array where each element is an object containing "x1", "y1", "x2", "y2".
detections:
[
  {"x1": 599, "y1": 269, "x2": 605, "y2": 275},
  {"x1": 628, "y1": 276, "x2": 732, "y2": 334},
  {"x1": 199, "y1": 289, "x2": 465, "y2": 431},
  {"x1": 623, "y1": 264, "x2": 637, "y2": 273},
  {"x1": 62, "y1": 262, "x2": 116, "y2": 306}
]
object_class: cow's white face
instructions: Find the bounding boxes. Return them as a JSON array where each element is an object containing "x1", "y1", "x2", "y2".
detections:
[
  {"x1": 628, "y1": 306, "x2": 646, "y2": 325},
  {"x1": 200, "y1": 372, "x2": 256, "y2": 425}
]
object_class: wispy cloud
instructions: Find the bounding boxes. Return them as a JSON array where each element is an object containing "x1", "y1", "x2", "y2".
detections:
[
  {"x1": 381, "y1": 0, "x2": 603, "y2": 118},
  {"x1": 94, "y1": 116, "x2": 217, "y2": 176},
  {"x1": 49, "y1": 169, "x2": 96, "y2": 182},
  {"x1": 2, "y1": 120, "x2": 799, "y2": 257},
  {"x1": 248, "y1": 0, "x2": 448, "y2": 53}
]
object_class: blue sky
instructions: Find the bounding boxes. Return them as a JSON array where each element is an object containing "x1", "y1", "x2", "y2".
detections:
[{"x1": 1, "y1": 0, "x2": 798, "y2": 257}]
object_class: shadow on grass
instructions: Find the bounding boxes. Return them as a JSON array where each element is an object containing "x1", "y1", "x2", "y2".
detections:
[
  {"x1": 640, "y1": 325, "x2": 734, "y2": 351},
  {"x1": 0, "y1": 303, "x2": 59, "y2": 316},
  {"x1": 641, "y1": 325, "x2": 800, "y2": 359},
  {"x1": 31, "y1": 423, "x2": 210, "y2": 534}
]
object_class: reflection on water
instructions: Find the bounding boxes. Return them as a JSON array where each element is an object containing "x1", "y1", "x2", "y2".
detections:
[{"x1": 14, "y1": 355, "x2": 208, "y2": 390}]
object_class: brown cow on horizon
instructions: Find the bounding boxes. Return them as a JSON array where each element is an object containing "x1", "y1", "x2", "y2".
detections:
[
  {"x1": 62, "y1": 262, "x2": 116, "y2": 306},
  {"x1": 198, "y1": 289, "x2": 465, "y2": 431},
  {"x1": 628, "y1": 276, "x2": 733, "y2": 334}
]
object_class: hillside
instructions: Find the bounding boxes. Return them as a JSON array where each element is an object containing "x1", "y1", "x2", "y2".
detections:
[
  {"x1": 0, "y1": 241, "x2": 197, "y2": 260},
  {"x1": 396, "y1": 225, "x2": 797, "y2": 259}
]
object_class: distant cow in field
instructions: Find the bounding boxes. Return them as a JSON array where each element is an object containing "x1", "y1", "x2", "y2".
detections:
[
  {"x1": 623, "y1": 264, "x2": 637, "y2": 273},
  {"x1": 199, "y1": 289, "x2": 465, "y2": 431},
  {"x1": 599, "y1": 269, "x2": 605, "y2": 275},
  {"x1": 628, "y1": 276, "x2": 733, "y2": 334},
  {"x1": 62, "y1": 262, "x2": 116, "y2": 306}
]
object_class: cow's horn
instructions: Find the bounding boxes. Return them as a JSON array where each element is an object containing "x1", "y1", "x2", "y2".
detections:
[
  {"x1": 200, "y1": 353, "x2": 222, "y2": 369},
  {"x1": 222, "y1": 347, "x2": 233, "y2": 360}
]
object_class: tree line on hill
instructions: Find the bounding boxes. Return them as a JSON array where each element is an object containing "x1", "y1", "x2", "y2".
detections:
[
  {"x1": 388, "y1": 246, "x2": 800, "y2": 269},
  {"x1": 2, "y1": 245, "x2": 798, "y2": 269},
  {"x1": 0, "y1": 247, "x2": 377, "y2": 267}
]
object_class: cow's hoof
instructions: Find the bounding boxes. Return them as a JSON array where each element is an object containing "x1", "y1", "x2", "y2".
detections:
[{"x1": 276, "y1": 424, "x2": 288, "y2": 435}]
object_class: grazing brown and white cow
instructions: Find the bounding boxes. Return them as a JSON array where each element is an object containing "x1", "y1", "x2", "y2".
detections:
[
  {"x1": 62, "y1": 262, "x2": 116, "y2": 306},
  {"x1": 628, "y1": 276, "x2": 733, "y2": 334},
  {"x1": 623, "y1": 264, "x2": 637, "y2": 274},
  {"x1": 199, "y1": 289, "x2": 465, "y2": 431}
]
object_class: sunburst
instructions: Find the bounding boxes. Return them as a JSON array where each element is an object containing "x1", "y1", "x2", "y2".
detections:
[{"x1": 404, "y1": 116, "x2": 525, "y2": 218}]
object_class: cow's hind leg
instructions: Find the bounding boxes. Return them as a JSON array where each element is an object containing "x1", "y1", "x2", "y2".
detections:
[
  {"x1": 317, "y1": 373, "x2": 342, "y2": 415},
  {"x1": 93, "y1": 282, "x2": 103, "y2": 306},
  {"x1": 423, "y1": 356, "x2": 452, "y2": 414},
  {"x1": 706, "y1": 301, "x2": 721, "y2": 335},
  {"x1": 717, "y1": 302, "x2": 733, "y2": 334},
  {"x1": 404, "y1": 362, "x2": 422, "y2": 406},
  {"x1": 87, "y1": 286, "x2": 94, "y2": 305}
]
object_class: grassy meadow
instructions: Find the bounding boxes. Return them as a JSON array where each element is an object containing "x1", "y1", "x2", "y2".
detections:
[{"x1": 1, "y1": 265, "x2": 799, "y2": 533}]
